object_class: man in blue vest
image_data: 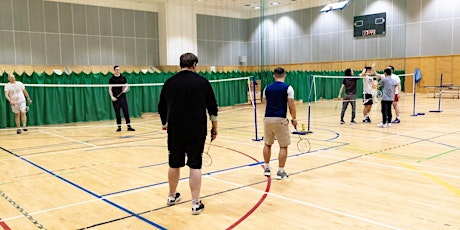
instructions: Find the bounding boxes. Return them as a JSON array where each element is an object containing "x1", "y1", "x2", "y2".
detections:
[{"x1": 262, "y1": 67, "x2": 297, "y2": 179}]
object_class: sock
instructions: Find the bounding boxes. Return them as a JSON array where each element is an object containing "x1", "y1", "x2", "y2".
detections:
[
  {"x1": 192, "y1": 199, "x2": 200, "y2": 204},
  {"x1": 278, "y1": 167, "x2": 285, "y2": 173},
  {"x1": 265, "y1": 163, "x2": 270, "y2": 169}
]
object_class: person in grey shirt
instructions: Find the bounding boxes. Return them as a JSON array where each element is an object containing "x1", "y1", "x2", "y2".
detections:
[{"x1": 377, "y1": 68, "x2": 397, "y2": 128}]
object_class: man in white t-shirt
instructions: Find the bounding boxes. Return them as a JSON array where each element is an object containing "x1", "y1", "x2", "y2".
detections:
[
  {"x1": 360, "y1": 66, "x2": 375, "y2": 123},
  {"x1": 4, "y1": 73, "x2": 33, "y2": 134},
  {"x1": 388, "y1": 66, "x2": 401, "y2": 123}
]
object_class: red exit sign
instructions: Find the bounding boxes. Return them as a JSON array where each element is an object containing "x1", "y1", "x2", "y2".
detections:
[{"x1": 362, "y1": 29, "x2": 376, "y2": 36}]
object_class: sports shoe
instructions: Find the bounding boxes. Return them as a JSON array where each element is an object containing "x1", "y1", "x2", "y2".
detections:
[
  {"x1": 23, "y1": 128, "x2": 28, "y2": 131},
  {"x1": 362, "y1": 117, "x2": 371, "y2": 123},
  {"x1": 116, "y1": 127, "x2": 122, "y2": 132},
  {"x1": 192, "y1": 200, "x2": 205, "y2": 215},
  {"x1": 264, "y1": 167, "x2": 271, "y2": 177},
  {"x1": 127, "y1": 126, "x2": 136, "y2": 131},
  {"x1": 167, "y1": 192, "x2": 182, "y2": 206},
  {"x1": 377, "y1": 123, "x2": 387, "y2": 128},
  {"x1": 16, "y1": 129, "x2": 21, "y2": 134},
  {"x1": 276, "y1": 171, "x2": 289, "y2": 180},
  {"x1": 387, "y1": 123, "x2": 392, "y2": 128},
  {"x1": 340, "y1": 120, "x2": 345, "y2": 124},
  {"x1": 391, "y1": 118, "x2": 400, "y2": 124},
  {"x1": 350, "y1": 120, "x2": 357, "y2": 124}
]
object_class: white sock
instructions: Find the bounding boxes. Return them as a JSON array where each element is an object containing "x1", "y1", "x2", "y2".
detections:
[
  {"x1": 265, "y1": 163, "x2": 270, "y2": 169},
  {"x1": 278, "y1": 167, "x2": 285, "y2": 173}
]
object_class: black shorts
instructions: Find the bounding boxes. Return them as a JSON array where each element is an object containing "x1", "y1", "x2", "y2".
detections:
[
  {"x1": 168, "y1": 134, "x2": 206, "y2": 169},
  {"x1": 363, "y1": 93, "x2": 373, "y2": 105}
]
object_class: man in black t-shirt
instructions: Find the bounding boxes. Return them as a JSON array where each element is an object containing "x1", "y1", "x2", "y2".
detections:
[
  {"x1": 109, "y1": 65, "x2": 135, "y2": 132},
  {"x1": 337, "y1": 68, "x2": 359, "y2": 124},
  {"x1": 158, "y1": 53, "x2": 218, "y2": 215}
]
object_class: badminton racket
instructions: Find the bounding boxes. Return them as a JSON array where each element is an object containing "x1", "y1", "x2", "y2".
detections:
[
  {"x1": 203, "y1": 130, "x2": 216, "y2": 167},
  {"x1": 117, "y1": 85, "x2": 129, "y2": 97},
  {"x1": 292, "y1": 130, "x2": 311, "y2": 153}
]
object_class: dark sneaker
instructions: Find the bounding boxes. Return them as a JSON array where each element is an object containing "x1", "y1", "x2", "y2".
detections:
[
  {"x1": 116, "y1": 127, "x2": 122, "y2": 132},
  {"x1": 340, "y1": 120, "x2": 345, "y2": 124},
  {"x1": 350, "y1": 120, "x2": 357, "y2": 124},
  {"x1": 17, "y1": 129, "x2": 21, "y2": 134},
  {"x1": 192, "y1": 200, "x2": 205, "y2": 215},
  {"x1": 276, "y1": 171, "x2": 289, "y2": 180},
  {"x1": 167, "y1": 192, "x2": 182, "y2": 206},
  {"x1": 363, "y1": 117, "x2": 371, "y2": 123},
  {"x1": 127, "y1": 126, "x2": 135, "y2": 131},
  {"x1": 264, "y1": 167, "x2": 271, "y2": 177},
  {"x1": 391, "y1": 118, "x2": 400, "y2": 124},
  {"x1": 23, "y1": 128, "x2": 28, "y2": 131}
]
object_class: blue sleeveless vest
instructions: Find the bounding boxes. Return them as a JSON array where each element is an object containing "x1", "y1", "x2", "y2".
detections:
[{"x1": 264, "y1": 82, "x2": 289, "y2": 118}]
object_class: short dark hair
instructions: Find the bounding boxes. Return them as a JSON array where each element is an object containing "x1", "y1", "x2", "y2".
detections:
[
  {"x1": 180, "y1": 53, "x2": 199, "y2": 68},
  {"x1": 387, "y1": 65, "x2": 395, "y2": 72},
  {"x1": 273, "y1": 67, "x2": 285, "y2": 78},
  {"x1": 384, "y1": 68, "x2": 392, "y2": 75},
  {"x1": 114, "y1": 65, "x2": 120, "y2": 70},
  {"x1": 365, "y1": 66, "x2": 372, "y2": 71},
  {"x1": 344, "y1": 68, "x2": 352, "y2": 76}
]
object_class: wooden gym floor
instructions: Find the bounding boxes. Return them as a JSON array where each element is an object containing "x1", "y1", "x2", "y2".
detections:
[{"x1": 0, "y1": 93, "x2": 459, "y2": 229}]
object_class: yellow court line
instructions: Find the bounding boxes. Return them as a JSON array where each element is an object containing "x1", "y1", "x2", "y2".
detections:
[{"x1": 376, "y1": 153, "x2": 460, "y2": 197}]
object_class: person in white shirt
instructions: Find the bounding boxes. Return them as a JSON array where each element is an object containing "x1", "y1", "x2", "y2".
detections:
[
  {"x1": 360, "y1": 66, "x2": 375, "y2": 123},
  {"x1": 4, "y1": 73, "x2": 32, "y2": 134}
]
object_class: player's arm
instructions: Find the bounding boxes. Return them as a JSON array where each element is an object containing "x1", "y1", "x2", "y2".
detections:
[
  {"x1": 359, "y1": 68, "x2": 366, "y2": 77},
  {"x1": 262, "y1": 87, "x2": 266, "y2": 104},
  {"x1": 338, "y1": 84, "x2": 344, "y2": 99},
  {"x1": 287, "y1": 86, "x2": 297, "y2": 129},
  {"x1": 4, "y1": 91, "x2": 12, "y2": 104},
  {"x1": 22, "y1": 88, "x2": 32, "y2": 104},
  {"x1": 206, "y1": 81, "x2": 219, "y2": 141}
]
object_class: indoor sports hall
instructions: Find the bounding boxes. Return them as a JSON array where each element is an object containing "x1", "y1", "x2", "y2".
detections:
[{"x1": 1, "y1": 0, "x2": 459, "y2": 229}]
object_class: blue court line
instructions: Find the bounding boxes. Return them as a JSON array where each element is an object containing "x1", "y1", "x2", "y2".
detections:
[
  {"x1": 138, "y1": 162, "x2": 168, "y2": 169},
  {"x1": 0, "y1": 146, "x2": 166, "y2": 230}
]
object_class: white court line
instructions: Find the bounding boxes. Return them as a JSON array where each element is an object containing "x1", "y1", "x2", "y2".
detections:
[
  {"x1": 38, "y1": 130, "x2": 98, "y2": 148},
  {"x1": 1, "y1": 139, "x2": 456, "y2": 223},
  {"x1": 207, "y1": 176, "x2": 401, "y2": 230}
]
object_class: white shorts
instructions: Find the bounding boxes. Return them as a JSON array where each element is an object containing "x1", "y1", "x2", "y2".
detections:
[{"x1": 11, "y1": 101, "x2": 27, "y2": 113}]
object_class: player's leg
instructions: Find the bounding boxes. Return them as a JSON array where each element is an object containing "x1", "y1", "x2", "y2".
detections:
[
  {"x1": 275, "y1": 121, "x2": 290, "y2": 179},
  {"x1": 112, "y1": 101, "x2": 122, "y2": 131},
  {"x1": 392, "y1": 95, "x2": 400, "y2": 123},
  {"x1": 340, "y1": 100, "x2": 349, "y2": 123},
  {"x1": 119, "y1": 97, "x2": 135, "y2": 131},
  {"x1": 263, "y1": 121, "x2": 275, "y2": 176},
  {"x1": 185, "y1": 134, "x2": 206, "y2": 215},
  {"x1": 350, "y1": 98, "x2": 356, "y2": 123},
  {"x1": 167, "y1": 135, "x2": 186, "y2": 206}
]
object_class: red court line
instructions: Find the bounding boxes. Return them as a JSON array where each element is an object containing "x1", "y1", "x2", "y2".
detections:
[
  {"x1": 216, "y1": 145, "x2": 272, "y2": 230},
  {"x1": 0, "y1": 218, "x2": 11, "y2": 230}
]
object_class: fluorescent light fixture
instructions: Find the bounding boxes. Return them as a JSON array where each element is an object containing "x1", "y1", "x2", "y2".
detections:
[
  {"x1": 320, "y1": 0, "x2": 351, "y2": 13},
  {"x1": 271, "y1": 2, "x2": 280, "y2": 5},
  {"x1": 253, "y1": 6, "x2": 260, "y2": 9}
]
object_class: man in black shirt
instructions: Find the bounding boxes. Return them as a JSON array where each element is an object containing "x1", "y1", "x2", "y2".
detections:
[
  {"x1": 109, "y1": 65, "x2": 135, "y2": 132},
  {"x1": 337, "y1": 68, "x2": 359, "y2": 124},
  {"x1": 158, "y1": 53, "x2": 218, "y2": 215}
]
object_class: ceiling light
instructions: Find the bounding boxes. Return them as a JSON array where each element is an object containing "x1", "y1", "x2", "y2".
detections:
[
  {"x1": 319, "y1": 0, "x2": 351, "y2": 13},
  {"x1": 271, "y1": 2, "x2": 280, "y2": 5},
  {"x1": 253, "y1": 6, "x2": 260, "y2": 9}
]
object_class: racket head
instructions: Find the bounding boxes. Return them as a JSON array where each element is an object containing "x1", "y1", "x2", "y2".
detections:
[
  {"x1": 25, "y1": 106, "x2": 29, "y2": 113},
  {"x1": 297, "y1": 138, "x2": 311, "y2": 153},
  {"x1": 202, "y1": 139, "x2": 213, "y2": 167},
  {"x1": 203, "y1": 152, "x2": 212, "y2": 167}
]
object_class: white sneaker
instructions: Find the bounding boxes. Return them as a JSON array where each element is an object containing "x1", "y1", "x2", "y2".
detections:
[{"x1": 377, "y1": 122, "x2": 385, "y2": 128}]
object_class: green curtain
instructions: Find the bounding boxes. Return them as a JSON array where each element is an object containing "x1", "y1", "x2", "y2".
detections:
[
  {"x1": 0, "y1": 70, "x2": 404, "y2": 128},
  {"x1": 0, "y1": 71, "x2": 251, "y2": 128}
]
